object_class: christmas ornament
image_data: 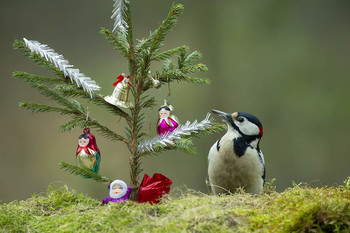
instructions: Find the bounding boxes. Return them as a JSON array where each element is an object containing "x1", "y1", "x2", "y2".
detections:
[
  {"x1": 138, "y1": 173, "x2": 173, "y2": 204},
  {"x1": 104, "y1": 74, "x2": 134, "y2": 108},
  {"x1": 157, "y1": 100, "x2": 179, "y2": 136},
  {"x1": 76, "y1": 128, "x2": 101, "y2": 174},
  {"x1": 102, "y1": 179, "x2": 132, "y2": 204},
  {"x1": 151, "y1": 77, "x2": 161, "y2": 89},
  {"x1": 23, "y1": 38, "x2": 101, "y2": 98},
  {"x1": 138, "y1": 113, "x2": 214, "y2": 153}
]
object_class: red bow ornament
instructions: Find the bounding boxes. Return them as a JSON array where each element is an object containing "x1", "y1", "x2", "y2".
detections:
[
  {"x1": 138, "y1": 173, "x2": 173, "y2": 204},
  {"x1": 112, "y1": 74, "x2": 132, "y2": 87}
]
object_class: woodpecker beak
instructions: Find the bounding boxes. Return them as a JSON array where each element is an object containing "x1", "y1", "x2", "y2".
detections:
[{"x1": 211, "y1": 109, "x2": 234, "y2": 123}]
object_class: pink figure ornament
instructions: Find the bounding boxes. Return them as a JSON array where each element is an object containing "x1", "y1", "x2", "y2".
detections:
[{"x1": 157, "y1": 100, "x2": 179, "y2": 136}]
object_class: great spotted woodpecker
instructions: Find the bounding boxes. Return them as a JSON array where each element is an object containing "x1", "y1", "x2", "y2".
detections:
[{"x1": 208, "y1": 109, "x2": 265, "y2": 194}]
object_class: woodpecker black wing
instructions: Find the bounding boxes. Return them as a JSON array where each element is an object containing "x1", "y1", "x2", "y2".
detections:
[
  {"x1": 216, "y1": 138, "x2": 221, "y2": 151},
  {"x1": 258, "y1": 150, "x2": 265, "y2": 183}
]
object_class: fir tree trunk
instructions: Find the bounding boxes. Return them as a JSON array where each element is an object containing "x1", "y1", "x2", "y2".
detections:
[{"x1": 129, "y1": 88, "x2": 141, "y2": 201}]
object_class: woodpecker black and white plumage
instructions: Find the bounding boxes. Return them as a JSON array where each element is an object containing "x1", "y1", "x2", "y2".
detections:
[{"x1": 208, "y1": 109, "x2": 265, "y2": 194}]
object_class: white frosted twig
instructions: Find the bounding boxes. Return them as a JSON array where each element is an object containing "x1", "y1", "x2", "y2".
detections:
[
  {"x1": 138, "y1": 113, "x2": 214, "y2": 153},
  {"x1": 111, "y1": 0, "x2": 129, "y2": 34},
  {"x1": 23, "y1": 38, "x2": 101, "y2": 97}
]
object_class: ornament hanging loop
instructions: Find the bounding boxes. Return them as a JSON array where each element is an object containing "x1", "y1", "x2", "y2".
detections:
[
  {"x1": 85, "y1": 99, "x2": 91, "y2": 127},
  {"x1": 168, "y1": 80, "x2": 171, "y2": 96},
  {"x1": 86, "y1": 105, "x2": 90, "y2": 122}
]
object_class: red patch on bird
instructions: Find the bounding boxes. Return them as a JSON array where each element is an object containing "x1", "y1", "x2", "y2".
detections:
[{"x1": 259, "y1": 126, "x2": 263, "y2": 136}]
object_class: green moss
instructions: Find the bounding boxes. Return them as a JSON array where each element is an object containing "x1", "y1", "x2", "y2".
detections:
[{"x1": 1, "y1": 180, "x2": 350, "y2": 232}]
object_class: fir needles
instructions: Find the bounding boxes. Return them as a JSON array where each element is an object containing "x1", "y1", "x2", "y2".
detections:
[{"x1": 23, "y1": 38, "x2": 101, "y2": 98}]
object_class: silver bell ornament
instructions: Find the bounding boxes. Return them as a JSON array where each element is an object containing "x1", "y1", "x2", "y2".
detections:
[{"x1": 104, "y1": 74, "x2": 134, "y2": 108}]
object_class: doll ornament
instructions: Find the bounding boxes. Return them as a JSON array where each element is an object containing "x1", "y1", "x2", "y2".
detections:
[
  {"x1": 104, "y1": 74, "x2": 133, "y2": 108},
  {"x1": 102, "y1": 180, "x2": 132, "y2": 204},
  {"x1": 157, "y1": 100, "x2": 179, "y2": 136},
  {"x1": 76, "y1": 128, "x2": 101, "y2": 174}
]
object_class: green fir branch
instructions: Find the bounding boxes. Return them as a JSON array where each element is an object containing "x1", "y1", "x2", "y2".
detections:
[
  {"x1": 58, "y1": 111, "x2": 128, "y2": 144},
  {"x1": 13, "y1": 40, "x2": 64, "y2": 77},
  {"x1": 174, "y1": 138, "x2": 196, "y2": 154},
  {"x1": 100, "y1": 28, "x2": 129, "y2": 58},
  {"x1": 161, "y1": 59, "x2": 176, "y2": 76},
  {"x1": 124, "y1": 2, "x2": 133, "y2": 46},
  {"x1": 182, "y1": 76, "x2": 210, "y2": 84},
  {"x1": 87, "y1": 118, "x2": 129, "y2": 144},
  {"x1": 159, "y1": 74, "x2": 210, "y2": 85},
  {"x1": 123, "y1": 3, "x2": 137, "y2": 78},
  {"x1": 16, "y1": 77, "x2": 80, "y2": 114},
  {"x1": 139, "y1": 96, "x2": 156, "y2": 109},
  {"x1": 135, "y1": 39, "x2": 152, "y2": 54},
  {"x1": 156, "y1": 70, "x2": 210, "y2": 85},
  {"x1": 58, "y1": 119, "x2": 87, "y2": 132},
  {"x1": 134, "y1": 3, "x2": 185, "y2": 78},
  {"x1": 154, "y1": 51, "x2": 210, "y2": 84},
  {"x1": 13, "y1": 72, "x2": 64, "y2": 85},
  {"x1": 148, "y1": 4, "x2": 184, "y2": 56},
  {"x1": 152, "y1": 45, "x2": 188, "y2": 61},
  {"x1": 19, "y1": 102, "x2": 73, "y2": 115},
  {"x1": 55, "y1": 85, "x2": 130, "y2": 120},
  {"x1": 69, "y1": 99, "x2": 85, "y2": 113},
  {"x1": 178, "y1": 50, "x2": 203, "y2": 68},
  {"x1": 27, "y1": 83, "x2": 81, "y2": 113},
  {"x1": 59, "y1": 162, "x2": 113, "y2": 183},
  {"x1": 134, "y1": 47, "x2": 151, "y2": 80},
  {"x1": 180, "y1": 63, "x2": 208, "y2": 74},
  {"x1": 133, "y1": 3, "x2": 187, "y2": 83},
  {"x1": 186, "y1": 123, "x2": 227, "y2": 138},
  {"x1": 129, "y1": 158, "x2": 143, "y2": 186}
]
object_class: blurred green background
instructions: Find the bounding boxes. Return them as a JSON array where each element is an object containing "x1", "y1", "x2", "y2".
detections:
[{"x1": 1, "y1": 0, "x2": 350, "y2": 203}]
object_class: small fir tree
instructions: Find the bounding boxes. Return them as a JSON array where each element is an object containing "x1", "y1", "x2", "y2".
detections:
[{"x1": 13, "y1": 1, "x2": 224, "y2": 200}]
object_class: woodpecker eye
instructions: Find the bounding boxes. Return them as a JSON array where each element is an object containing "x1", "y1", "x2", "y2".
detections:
[{"x1": 237, "y1": 116, "x2": 245, "y2": 123}]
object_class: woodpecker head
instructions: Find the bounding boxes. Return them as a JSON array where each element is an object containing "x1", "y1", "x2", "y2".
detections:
[{"x1": 212, "y1": 109, "x2": 263, "y2": 139}]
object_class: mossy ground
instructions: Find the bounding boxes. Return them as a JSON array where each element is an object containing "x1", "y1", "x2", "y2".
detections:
[{"x1": 1, "y1": 179, "x2": 350, "y2": 232}]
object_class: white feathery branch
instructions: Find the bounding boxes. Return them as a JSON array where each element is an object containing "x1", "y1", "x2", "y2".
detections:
[
  {"x1": 111, "y1": 0, "x2": 129, "y2": 34},
  {"x1": 138, "y1": 113, "x2": 214, "y2": 153},
  {"x1": 23, "y1": 38, "x2": 101, "y2": 98}
]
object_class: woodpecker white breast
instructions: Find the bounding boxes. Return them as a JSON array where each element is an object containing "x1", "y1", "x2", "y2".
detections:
[{"x1": 208, "y1": 109, "x2": 265, "y2": 194}]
